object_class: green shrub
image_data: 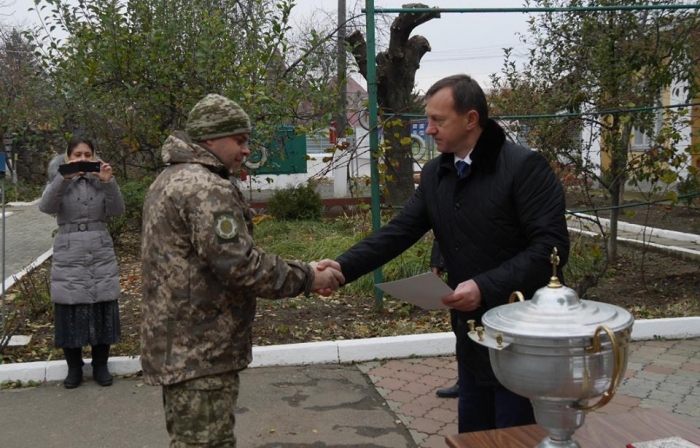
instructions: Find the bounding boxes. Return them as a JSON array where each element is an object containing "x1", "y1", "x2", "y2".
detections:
[
  {"x1": 564, "y1": 234, "x2": 606, "y2": 286},
  {"x1": 1, "y1": 180, "x2": 43, "y2": 203},
  {"x1": 676, "y1": 173, "x2": 700, "y2": 209},
  {"x1": 267, "y1": 183, "x2": 322, "y2": 221},
  {"x1": 108, "y1": 176, "x2": 153, "y2": 244},
  {"x1": 0, "y1": 311, "x2": 22, "y2": 360},
  {"x1": 13, "y1": 269, "x2": 52, "y2": 319}
]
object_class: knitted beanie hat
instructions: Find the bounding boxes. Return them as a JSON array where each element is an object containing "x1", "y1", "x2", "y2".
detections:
[{"x1": 185, "y1": 94, "x2": 251, "y2": 141}]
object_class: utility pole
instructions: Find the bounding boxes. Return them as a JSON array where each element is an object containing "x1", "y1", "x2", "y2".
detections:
[
  {"x1": 1, "y1": 149, "x2": 6, "y2": 330},
  {"x1": 336, "y1": 0, "x2": 347, "y2": 138}
]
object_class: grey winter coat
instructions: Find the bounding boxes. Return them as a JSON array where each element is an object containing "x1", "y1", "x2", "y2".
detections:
[{"x1": 39, "y1": 156, "x2": 125, "y2": 305}]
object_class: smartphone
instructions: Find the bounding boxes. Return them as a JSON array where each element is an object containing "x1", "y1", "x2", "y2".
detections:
[{"x1": 58, "y1": 161, "x2": 101, "y2": 176}]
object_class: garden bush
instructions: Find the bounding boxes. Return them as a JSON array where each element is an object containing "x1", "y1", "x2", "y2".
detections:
[
  {"x1": 267, "y1": 183, "x2": 322, "y2": 221},
  {"x1": 107, "y1": 176, "x2": 153, "y2": 244}
]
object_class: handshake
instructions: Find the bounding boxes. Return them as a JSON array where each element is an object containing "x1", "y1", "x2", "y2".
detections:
[{"x1": 309, "y1": 259, "x2": 344, "y2": 296}]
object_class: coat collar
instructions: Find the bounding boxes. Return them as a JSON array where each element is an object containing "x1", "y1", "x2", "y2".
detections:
[{"x1": 438, "y1": 119, "x2": 506, "y2": 177}]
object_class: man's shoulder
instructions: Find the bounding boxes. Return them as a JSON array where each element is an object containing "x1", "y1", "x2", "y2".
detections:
[
  {"x1": 500, "y1": 141, "x2": 542, "y2": 165},
  {"x1": 422, "y1": 155, "x2": 443, "y2": 174},
  {"x1": 160, "y1": 163, "x2": 227, "y2": 189}
]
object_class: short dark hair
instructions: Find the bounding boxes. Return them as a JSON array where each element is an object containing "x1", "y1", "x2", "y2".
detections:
[
  {"x1": 425, "y1": 74, "x2": 488, "y2": 128},
  {"x1": 66, "y1": 137, "x2": 95, "y2": 157}
]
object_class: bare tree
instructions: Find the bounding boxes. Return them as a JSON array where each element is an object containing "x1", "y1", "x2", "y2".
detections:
[{"x1": 347, "y1": 3, "x2": 439, "y2": 207}]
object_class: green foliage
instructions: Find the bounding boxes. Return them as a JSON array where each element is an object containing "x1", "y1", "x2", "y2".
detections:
[
  {"x1": 1, "y1": 269, "x2": 52, "y2": 360},
  {"x1": 254, "y1": 211, "x2": 434, "y2": 296},
  {"x1": 13, "y1": 269, "x2": 52, "y2": 320},
  {"x1": 1, "y1": 181, "x2": 43, "y2": 203},
  {"x1": 492, "y1": 1, "x2": 700, "y2": 181},
  {"x1": 0, "y1": 311, "x2": 21, "y2": 360},
  {"x1": 0, "y1": 28, "x2": 53, "y2": 142},
  {"x1": 267, "y1": 183, "x2": 323, "y2": 221},
  {"x1": 107, "y1": 177, "x2": 153, "y2": 245},
  {"x1": 25, "y1": 0, "x2": 342, "y2": 177},
  {"x1": 564, "y1": 235, "x2": 607, "y2": 287},
  {"x1": 490, "y1": 0, "x2": 700, "y2": 262},
  {"x1": 0, "y1": 379, "x2": 41, "y2": 389},
  {"x1": 676, "y1": 172, "x2": 700, "y2": 209}
]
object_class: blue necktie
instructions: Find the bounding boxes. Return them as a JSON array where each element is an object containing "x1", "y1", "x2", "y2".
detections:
[{"x1": 456, "y1": 160, "x2": 470, "y2": 179}]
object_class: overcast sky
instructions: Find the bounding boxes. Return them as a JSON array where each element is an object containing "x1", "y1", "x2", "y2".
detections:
[
  {"x1": 293, "y1": 0, "x2": 531, "y2": 93},
  {"x1": 5, "y1": 0, "x2": 531, "y2": 92}
]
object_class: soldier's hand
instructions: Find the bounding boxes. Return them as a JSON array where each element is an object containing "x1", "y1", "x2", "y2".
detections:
[{"x1": 310, "y1": 261, "x2": 345, "y2": 296}]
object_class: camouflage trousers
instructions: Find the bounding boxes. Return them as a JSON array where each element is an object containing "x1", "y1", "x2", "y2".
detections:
[{"x1": 163, "y1": 371, "x2": 240, "y2": 447}]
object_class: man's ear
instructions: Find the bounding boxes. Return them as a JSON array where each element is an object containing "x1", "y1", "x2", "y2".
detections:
[{"x1": 465, "y1": 110, "x2": 480, "y2": 130}]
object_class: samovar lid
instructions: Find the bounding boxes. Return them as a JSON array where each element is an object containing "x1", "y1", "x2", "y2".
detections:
[{"x1": 482, "y1": 248, "x2": 634, "y2": 339}]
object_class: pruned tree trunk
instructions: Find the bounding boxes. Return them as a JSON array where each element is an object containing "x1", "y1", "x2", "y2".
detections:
[
  {"x1": 605, "y1": 118, "x2": 632, "y2": 262},
  {"x1": 347, "y1": 4, "x2": 439, "y2": 207}
]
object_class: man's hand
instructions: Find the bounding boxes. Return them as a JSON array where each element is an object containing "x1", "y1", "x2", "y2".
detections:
[
  {"x1": 316, "y1": 259, "x2": 341, "y2": 272},
  {"x1": 441, "y1": 279, "x2": 482, "y2": 312},
  {"x1": 309, "y1": 261, "x2": 345, "y2": 296}
]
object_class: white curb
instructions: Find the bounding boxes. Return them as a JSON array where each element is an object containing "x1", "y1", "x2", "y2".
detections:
[
  {"x1": 7, "y1": 198, "x2": 41, "y2": 207},
  {"x1": 630, "y1": 317, "x2": 700, "y2": 341},
  {"x1": 2, "y1": 248, "x2": 53, "y2": 291},
  {"x1": 568, "y1": 212, "x2": 700, "y2": 245},
  {"x1": 1, "y1": 317, "x2": 699, "y2": 384}
]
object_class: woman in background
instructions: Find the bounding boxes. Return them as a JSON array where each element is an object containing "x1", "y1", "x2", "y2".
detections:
[{"x1": 39, "y1": 137, "x2": 125, "y2": 389}]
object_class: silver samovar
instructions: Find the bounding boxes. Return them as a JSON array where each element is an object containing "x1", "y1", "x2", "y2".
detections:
[{"x1": 469, "y1": 248, "x2": 634, "y2": 448}]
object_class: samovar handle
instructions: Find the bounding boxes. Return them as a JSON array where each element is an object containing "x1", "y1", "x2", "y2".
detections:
[
  {"x1": 574, "y1": 325, "x2": 622, "y2": 413},
  {"x1": 509, "y1": 291, "x2": 524, "y2": 303}
]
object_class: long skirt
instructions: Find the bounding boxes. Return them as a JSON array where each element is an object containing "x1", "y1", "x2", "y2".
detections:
[{"x1": 54, "y1": 300, "x2": 121, "y2": 348}]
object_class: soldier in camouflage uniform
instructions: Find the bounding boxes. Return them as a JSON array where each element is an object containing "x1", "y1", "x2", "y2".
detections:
[{"x1": 141, "y1": 94, "x2": 344, "y2": 447}]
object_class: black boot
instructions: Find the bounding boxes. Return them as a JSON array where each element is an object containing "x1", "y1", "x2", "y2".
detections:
[
  {"x1": 63, "y1": 347, "x2": 84, "y2": 389},
  {"x1": 91, "y1": 344, "x2": 113, "y2": 386},
  {"x1": 436, "y1": 381, "x2": 459, "y2": 398}
]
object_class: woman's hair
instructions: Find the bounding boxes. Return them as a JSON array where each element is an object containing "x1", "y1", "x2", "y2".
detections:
[{"x1": 65, "y1": 137, "x2": 96, "y2": 158}]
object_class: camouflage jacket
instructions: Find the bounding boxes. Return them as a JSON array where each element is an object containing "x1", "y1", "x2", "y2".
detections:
[{"x1": 140, "y1": 131, "x2": 314, "y2": 386}]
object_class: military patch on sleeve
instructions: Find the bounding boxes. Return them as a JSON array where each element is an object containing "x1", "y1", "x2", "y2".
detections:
[{"x1": 214, "y1": 212, "x2": 238, "y2": 241}]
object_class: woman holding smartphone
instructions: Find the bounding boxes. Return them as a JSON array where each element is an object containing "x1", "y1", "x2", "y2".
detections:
[{"x1": 39, "y1": 137, "x2": 125, "y2": 389}]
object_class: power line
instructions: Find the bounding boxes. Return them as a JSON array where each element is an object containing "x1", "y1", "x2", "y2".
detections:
[
  {"x1": 428, "y1": 43, "x2": 528, "y2": 54},
  {"x1": 421, "y1": 53, "x2": 529, "y2": 63}
]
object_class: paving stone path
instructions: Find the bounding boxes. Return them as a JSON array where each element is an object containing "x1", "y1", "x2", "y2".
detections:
[
  {"x1": 1, "y1": 202, "x2": 56, "y2": 286},
  {"x1": 359, "y1": 338, "x2": 700, "y2": 448}
]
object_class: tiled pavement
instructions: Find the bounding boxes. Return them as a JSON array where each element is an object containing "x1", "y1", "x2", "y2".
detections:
[
  {"x1": 358, "y1": 357, "x2": 459, "y2": 448},
  {"x1": 358, "y1": 338, "x2": 700, "y2": 448},
  {"x1": 0, "y1": 202, "x2": 55, "y2": 284}
]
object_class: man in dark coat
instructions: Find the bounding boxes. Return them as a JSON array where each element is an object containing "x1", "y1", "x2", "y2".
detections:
[{"x1": 320, "y1": 74, "x2": 570, "y2": 432}]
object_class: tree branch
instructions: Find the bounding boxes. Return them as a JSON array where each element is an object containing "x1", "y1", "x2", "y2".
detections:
[
  {"x1": 282, "y1": 12, "x2": 364, "y2": 80},
  {"x1": 405, "y1": 35, "x2": 431, "y2": 71},
  {"x1": 388, "y1": 3, "x2": 440, "y2": 58},
  {"x1": 347, "y1": 30, "x2": 367, "y2": 79}
]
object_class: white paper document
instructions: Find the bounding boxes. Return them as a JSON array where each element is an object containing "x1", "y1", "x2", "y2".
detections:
[{"x1": 376, "y1": 272, "x2": 453, "y2": 310}]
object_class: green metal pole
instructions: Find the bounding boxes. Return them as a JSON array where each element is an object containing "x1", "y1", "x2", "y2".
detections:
[
  {"x1": 1, "y1": 176, "x2": 5, "y2": 330},
  {"x1": 365, "y1": 0, "x2": 384, "y2": 308}
]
